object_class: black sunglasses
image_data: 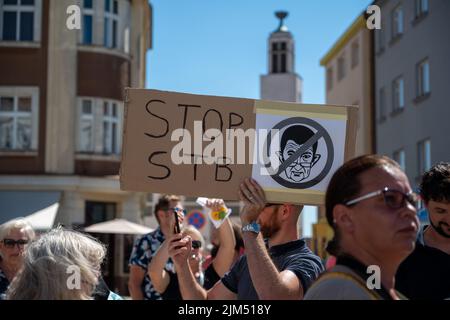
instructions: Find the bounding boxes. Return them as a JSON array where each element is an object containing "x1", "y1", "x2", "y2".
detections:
[
  {"x1": 191, "y1": 240, "x2": 202, "y2": 249},
  {"x1": 2, "y1": 239, "x2": 29, "y2": 248}
]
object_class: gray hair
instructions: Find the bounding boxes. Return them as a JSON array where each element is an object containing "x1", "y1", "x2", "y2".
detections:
[
  {"x1": 0, "y1": 218, "x2": 36, "y2": 242},
  {"x1": 6, "y1": 227, "x2": 106, "y2": 300}
]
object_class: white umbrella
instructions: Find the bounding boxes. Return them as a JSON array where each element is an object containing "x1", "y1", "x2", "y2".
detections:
[{"x1": 84, "y1": 218, "x2": 153, "y2": 235}]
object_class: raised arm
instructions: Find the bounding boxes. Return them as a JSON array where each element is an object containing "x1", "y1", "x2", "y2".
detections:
[
  {"x1": 168, "y1": 234, "x2": 207, "y2": 299},
  {"x1": 206, "y1": 199, "x2": 236, "y2": 277},
  {"x1": 148, "y1": 240, "x2": 171, "y2": 294},
  {"x1": 238, "y1": 178, "x2": 304, "y2": 300},
  {"x1": 168, "y1": 234, "x2": 236, "y2": 300}
]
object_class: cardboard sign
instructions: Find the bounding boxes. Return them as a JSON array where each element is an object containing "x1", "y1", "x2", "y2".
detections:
[{"x1": 120, "y1": 89, "x2": 358, "y2": 205}]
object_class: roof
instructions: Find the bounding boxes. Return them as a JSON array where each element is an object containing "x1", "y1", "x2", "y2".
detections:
[{"x1": 320, "y1": 14, "x2": 366, "y2": 66}]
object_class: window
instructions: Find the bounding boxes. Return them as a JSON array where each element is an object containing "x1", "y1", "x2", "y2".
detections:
[
  {"x1": 0, "y1": 87, "x2": 38, "y2": 151},
  {"x1": 280, "y1": 53, "x2": 286, "y2": 73},
  {"x1": 351, "y1": 41, "x2": 359, "y2": 69},
  {"x1": 392, "y1": 5, "x2": 404, "y2": 39},
  {"x1": 417, "y1": 139, "x2": 431, "y2": 175},
  {"x1": 82, "y1": 0, "x2": 93, "y2": 45},
  {"x1": 337, "y1": 55, "x2": 345, "y2": 81},
  {"x1": 378, "y1": 87, "x2": 386, "y2": 120},
  {"x1": 85, "y1": 201, "x2": 116, "y2": 226},
  {"x1": 77, "y1": 97, "x2": 122, "y2": 155},
  {"x1": 1, "y1": 0, "x2": 39, "y2": 41},
  {"x1": 393, "y1": 149, "x2": 406, "y2": 171},
  {"x1": 417, "y1": 58, "x2": 430, "y2": 97},
  {"x1": 415, "y1": 0, "x2": 428, "y2": 18},
  {"x1": 326, "y1": 67, "x2": 333, "y2": 91},
  {"x1": 104, "y1": 0, "x2": 119, "y2": 48},
  {"x1": 79, "y1": 99, "x2": 94, "y2": 152},
  {"x1": 102, "y1": 101, "x2": 119, "y2": 154},
  {"x1": 271, "y1": 48, "x2": 278, "y2": 73},
  {"x1": 271, "y1": 41, "x2": 287, "y2": 74},
  {"x1": 392, "y1": 77, "x2": 404, "y2": 111}
]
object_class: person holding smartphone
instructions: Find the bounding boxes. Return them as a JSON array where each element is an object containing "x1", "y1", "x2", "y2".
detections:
[
  {"x1": 149, "y1": 223, "x2": 205, "y2": 300},
  {"x1": 128, "y1": 195, "x2": 184, "y2": 300}
]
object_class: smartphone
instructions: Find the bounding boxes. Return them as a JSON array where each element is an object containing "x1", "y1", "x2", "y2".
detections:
[{"x1": 173, "y1": 209, "x2": 181, "y2": 234}]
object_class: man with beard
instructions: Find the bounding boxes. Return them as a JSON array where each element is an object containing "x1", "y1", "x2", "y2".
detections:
[
  {"x1": 168, "y1": 178, "x2": 324, "y2": 300},
  {"x1": 276, "y1": 125, "x2": 321, "y2": 183},
  {"x1": 396, "y1": 162, "x2": 450, "y2": 300}
]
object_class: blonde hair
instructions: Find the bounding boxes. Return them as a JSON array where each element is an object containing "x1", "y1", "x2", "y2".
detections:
[
  {"x1": 6, "y1": 227, "x2": 106, "y2": 300},
  {"x1": 182, "y1": 225, "x2": 205, "y2": 249}
]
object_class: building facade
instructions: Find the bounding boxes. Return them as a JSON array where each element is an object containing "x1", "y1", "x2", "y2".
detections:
[
  {"x1": 374, "y1": 0, "x2": 450, "y2": 188},
  {"x1": 320, "y1": 14, "x2": 375, "y2": 157},
  {"x1": 0, "y1": 0, "x2": 152, "y2": 293},
  {"x1": 316, "y1": 13, "x2": 375, "y2": 259}
]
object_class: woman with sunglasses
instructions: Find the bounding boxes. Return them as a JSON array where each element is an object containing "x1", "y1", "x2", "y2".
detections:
[
  {"x1": 0, "y1": 218, "x2": 35, "y2": 298},
  {"x1": 149, "y1": 223, "x2": 205, "y2": 300},
  {"x1": 304, "y1": 155, "x2": 420, "y2": 300}
]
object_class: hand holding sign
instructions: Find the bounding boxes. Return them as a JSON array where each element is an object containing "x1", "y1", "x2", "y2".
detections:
[
  {"x1": 238, "y1": 178, "x2": 267, "y2": 225},
  {"x1": 196, "y1": 197, "x2": 231, "y2": 229}
]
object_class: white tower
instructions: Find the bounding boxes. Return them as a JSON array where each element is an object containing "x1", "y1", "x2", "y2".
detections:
[
  {"x1": 260, "y1": 11, "x2": 303, "y2": 103},
  {"x1": 260, "y1": 12, "x2": 315, "y2": 238}
]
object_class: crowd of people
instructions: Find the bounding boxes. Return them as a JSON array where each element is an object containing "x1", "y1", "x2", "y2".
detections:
[{"x1": 0, "y1": 155, "x2": 449, "y2": 300}]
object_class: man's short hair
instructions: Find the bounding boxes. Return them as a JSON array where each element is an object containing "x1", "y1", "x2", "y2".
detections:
[
  {"x1": 154, "y1": 194, "x2": 181, "y2": 224},
  {"x1": 280, "y1": 125, "x2": 318, "y2": 155},
  {"x1": 420, "y1": 162, "x2": 450, "y2": 204}
]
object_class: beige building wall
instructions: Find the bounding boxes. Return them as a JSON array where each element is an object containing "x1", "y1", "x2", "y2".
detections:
[
  {"x1": 316, "y1": 15, "x2": 374, "y2": 226},
  {"x1": 45, "y1": 0, "x2": 78, "y2": 174},
  {"x1": 321, "y1": 16, "x2": 374, "y2": 157}
]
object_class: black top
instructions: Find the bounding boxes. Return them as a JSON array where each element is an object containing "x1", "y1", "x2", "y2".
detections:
[
  {"x1": 203, "y1": 263, "x2": 221, "y2": 290},
  {"x1": 221, "y1": 238, "x2": 324, "y2": 300},
  {"x1": 336, "y1": 255, "x2": 393, "y2": 300},
  {"x1": 396, "y1": 225, "x2": 450, "y2": 300},
  {"x1": 161, "y1": 270, "x2": 183, "y2": 300},
  {"x1": 0, "y1": 267, "x2": 9, "y2": 299},
  {"x1": 161, "y1": 269, "x2": 205, "y2": 300}
]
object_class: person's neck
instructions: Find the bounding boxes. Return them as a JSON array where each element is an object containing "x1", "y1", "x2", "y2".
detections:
[
  {"x1": 0, "y1": 260, "x2": 19, "y2": 281},
  {"x1": 342, "y1": 246, "x2": 399, "y2": 295},
  {"x1": 424, "y1": 226, "x2": 450, "y2": 255},
  {"x1": 268, "y1": 226, "x2": 298, "y2": 248},
  {"x1": 160, "y1": 224, "x2": 171, "y2": 238}
]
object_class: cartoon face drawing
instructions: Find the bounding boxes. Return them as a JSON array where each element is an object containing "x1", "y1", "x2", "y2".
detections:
[{"x1": 276, "y1": 125, "x2": 321, "y2": 183}]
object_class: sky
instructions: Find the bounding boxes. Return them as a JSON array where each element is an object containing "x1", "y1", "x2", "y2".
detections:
[{"x1": 145, "y1": 0, "x2": 373, "y2": 236}]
